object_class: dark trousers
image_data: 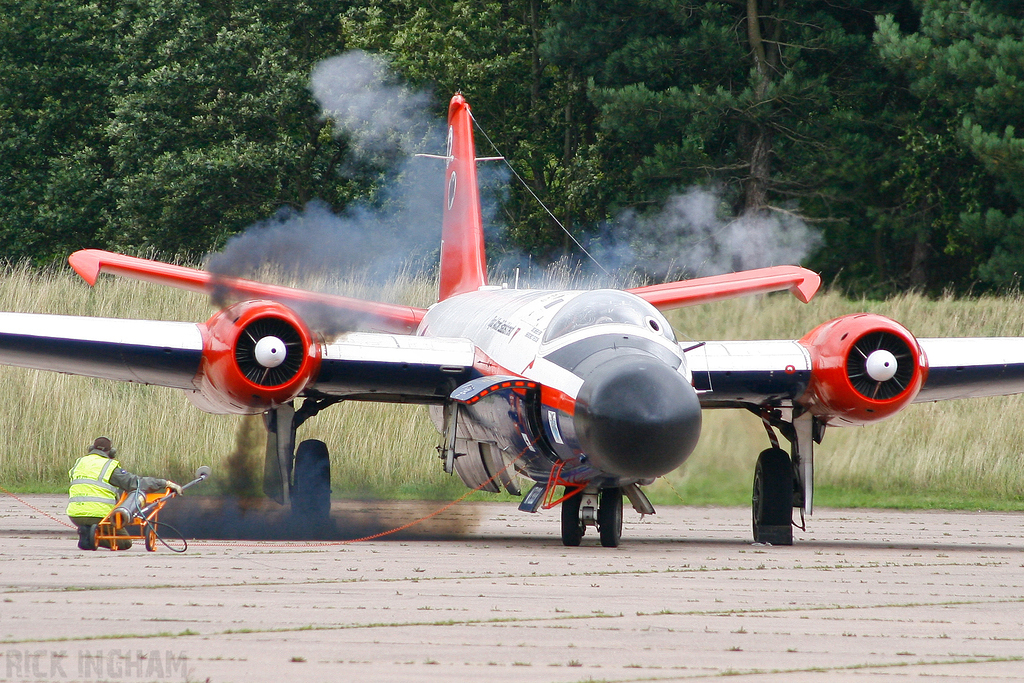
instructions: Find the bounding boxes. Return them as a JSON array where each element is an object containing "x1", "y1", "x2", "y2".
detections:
[{"x1": 69, "y1": 516, "x2": 132, "y2": 550}]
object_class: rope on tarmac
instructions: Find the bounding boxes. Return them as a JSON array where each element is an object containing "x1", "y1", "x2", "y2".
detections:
[{"x1": 0, "y1": 484, "x2": 76, "y2": 529}]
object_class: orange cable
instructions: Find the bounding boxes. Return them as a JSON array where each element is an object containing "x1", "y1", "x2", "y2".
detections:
[{"x1": 0, "y1": 485, "x2": 76, "y2": 529}]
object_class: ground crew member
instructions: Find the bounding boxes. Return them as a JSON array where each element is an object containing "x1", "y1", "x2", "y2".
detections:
[{"x1": 66, "y1": 437, "x2": 182, "y2": 550}]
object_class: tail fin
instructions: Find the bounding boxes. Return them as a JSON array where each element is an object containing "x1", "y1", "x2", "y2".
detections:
[{"x1": 438, "y1": 93, "x2": 487, "y2": 301}]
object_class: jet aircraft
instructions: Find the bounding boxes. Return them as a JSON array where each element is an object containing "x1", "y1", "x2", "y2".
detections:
[{"x1": 3, "y1": 93, "x2": 1024, "y2": 547}]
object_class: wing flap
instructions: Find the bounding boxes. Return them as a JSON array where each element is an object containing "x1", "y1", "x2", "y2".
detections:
[
  {"x1": 69, "y1": 249, "x2": 427, "y2": 335},
  {"x1": 917, "y1": 338, "x2": 1024, "y2": 402},
  {"x1": 629, "y1": 266, "x2": 821, "y2": 311},
  {"x1": 310, "y1": 332, "x2": 476, "y2": 403},
  {"x1": 0, "y1": 312, "x2": 203, "y2": 389},
  {"x1": 687, "y1": 340, "x2": 812, "y2": 406}
]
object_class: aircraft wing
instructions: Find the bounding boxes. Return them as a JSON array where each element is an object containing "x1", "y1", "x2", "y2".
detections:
[
  {"x1": 914, "y1": 338, "x2": 1024, "y2": 402},
  {"x1": 0, "y1": 312, "x2": 475, "y2": 410},
  {"x1": 68, "y1": 249, "x2": 427, "y2": 335},
  {"x1": 688, "y1": 337, "x2": 1024, "y2": 409},
  {"x1": 629, "y1": 266, "x2": 821, "y2": 311},
  {"x1": 310, "y1": 332, "x2": 474, "y2": 403},
  {"x1": 0, "y1": 312, "x2": 204, "y2": 388},
  {"x1": 686, "y1": 340, "x2": 812, "y2": 407}
]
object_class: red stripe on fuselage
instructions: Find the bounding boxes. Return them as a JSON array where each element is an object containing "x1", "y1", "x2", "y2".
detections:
[
  {"x1": 472, "y1": 347, "x2": 576, "y2": 416},
  {"x1": 541, "y1": 385, "x2": 576, "y2": 417}
]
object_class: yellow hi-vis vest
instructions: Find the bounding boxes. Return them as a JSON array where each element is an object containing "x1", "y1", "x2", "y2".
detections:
[{"x1": 66, "y1": 453, "x2": 120, "y2": 519}]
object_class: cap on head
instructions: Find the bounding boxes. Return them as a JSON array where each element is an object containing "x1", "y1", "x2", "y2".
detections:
[{"x1": 92, "y1": 437, "x2": 114, "y2": 456}]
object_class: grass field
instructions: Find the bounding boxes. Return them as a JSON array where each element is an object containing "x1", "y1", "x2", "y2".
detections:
[{"x1": 1, "y1": 260, "x2": 1023, "y2": 511}]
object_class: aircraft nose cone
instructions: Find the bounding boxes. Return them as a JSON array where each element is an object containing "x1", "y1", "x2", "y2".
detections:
[{"x1": 573, "y1": 355, "x2": 702, "y2": 479}]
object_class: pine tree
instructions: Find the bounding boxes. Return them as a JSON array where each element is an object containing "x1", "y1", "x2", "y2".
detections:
[{"x1": 875, "y1": 0, "x2": 1024, "y2": 290}]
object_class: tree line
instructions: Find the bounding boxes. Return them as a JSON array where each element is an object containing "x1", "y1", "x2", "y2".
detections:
[{"x1": 1, "y1": 0, "x2": 1021, "y2": 296}]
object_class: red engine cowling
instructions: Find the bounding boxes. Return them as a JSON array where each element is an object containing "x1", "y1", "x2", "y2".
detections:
[
  {"x1": 188, "y1": 300, "x2": 321, "y2": 414},
  {"x1": 798, "y1": 313, "x2": 928, "y2": 426}
]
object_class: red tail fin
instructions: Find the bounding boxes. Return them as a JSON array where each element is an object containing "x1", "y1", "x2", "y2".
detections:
[{"x1": 438, "y1": 93, "x2": 487, "y2": 301}]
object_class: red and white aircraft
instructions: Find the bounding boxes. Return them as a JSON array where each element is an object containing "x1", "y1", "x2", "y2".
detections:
[{"x1": 3, "y1": 93, "x2": 1024, "y2": 546}]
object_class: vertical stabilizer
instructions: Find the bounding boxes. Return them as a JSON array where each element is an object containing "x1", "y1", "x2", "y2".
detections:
[{"x1": 438, "y1": 93, "x2": 488, "y2": 301}]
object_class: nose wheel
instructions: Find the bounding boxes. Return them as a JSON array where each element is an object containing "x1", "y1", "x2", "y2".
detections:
[
  {"x1": 560, "y1": 488, "x2": 584, "y2": 546},
  {"x1": 598, "y1": 487, "x2": 622, "y2": 547},
  {"x1": 560, "y1": 486, "x2": 623, "y2": 547}
]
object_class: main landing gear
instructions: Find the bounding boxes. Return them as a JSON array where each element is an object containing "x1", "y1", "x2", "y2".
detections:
[
  {"x1": 750, "y1": 410, "x2": 820, "y2": 546},
  {"x1": 752, "y1": 447, "x2": 794, "y2": 545},
  {"x1": 263, "y1": 398, "x2": 340, "y2": 519}
]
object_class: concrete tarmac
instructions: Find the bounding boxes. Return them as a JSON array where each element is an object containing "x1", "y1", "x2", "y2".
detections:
[{"x1": 1, "y1": 494, "x2": 1023, "y2": 682}]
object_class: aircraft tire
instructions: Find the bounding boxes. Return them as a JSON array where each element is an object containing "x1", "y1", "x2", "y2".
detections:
[
  {"x1": 292, "y1": 439, "x2": 332, "y2": 520},
  {"x1": 560, "y1": 488, "x2": 584, "y2": 547},
  {"x1": 752, "y1": 447, "x2": 793, "y2": 545},
  {"x1": 598, "y1": 487, "x2": 623, "y2": 548}
]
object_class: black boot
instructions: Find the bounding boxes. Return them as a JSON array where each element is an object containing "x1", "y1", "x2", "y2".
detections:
[{"x1": 78, "y1": 524, "x2": 96, "y2": 550}]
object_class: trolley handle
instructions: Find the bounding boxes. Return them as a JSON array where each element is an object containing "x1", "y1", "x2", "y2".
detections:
[{"x1": 140, "y1": 465, "x2": 211, "y2": 517}]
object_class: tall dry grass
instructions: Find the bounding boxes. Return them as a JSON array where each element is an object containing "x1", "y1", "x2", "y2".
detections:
[{"x1": 1, "y1": 261, "x2": 1023, "y2": 506}]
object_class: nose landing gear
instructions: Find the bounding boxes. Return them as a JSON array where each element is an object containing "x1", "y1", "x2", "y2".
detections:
[{"x1": 560, "y1": 486, "x2": 624, "y2": 548}]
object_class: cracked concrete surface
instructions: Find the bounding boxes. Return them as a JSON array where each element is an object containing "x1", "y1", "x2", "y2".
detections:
[{"x1": 1, "y1": 496, "x2": 1022, "y2": 682}]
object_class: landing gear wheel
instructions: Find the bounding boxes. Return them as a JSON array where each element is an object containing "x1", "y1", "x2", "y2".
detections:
[
  {"x1": 560, "y1": 488, "x2": 584, "y2": 547},
  {"x1": 292, "y1": 439, "x2": 332, "y2": 520},
  {"x1": 598, "y1": 487, "x2": 623, "y2": 548},
  {"x1": 752, "y1": 447, "x2": 794, "y2": 545}
]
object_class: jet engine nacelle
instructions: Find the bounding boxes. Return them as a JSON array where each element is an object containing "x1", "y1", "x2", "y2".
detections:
[
  {"x1": 188, "y1": 300, "x2": 321, "y2": 415},
  {"x1": 798, "y1": 313, "x2": 928, "y2": 426}
]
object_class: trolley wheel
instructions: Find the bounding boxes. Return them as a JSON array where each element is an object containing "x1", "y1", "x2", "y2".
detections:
[{"x1": 144, "y1": 523, "x2": 157, "y2": 552}]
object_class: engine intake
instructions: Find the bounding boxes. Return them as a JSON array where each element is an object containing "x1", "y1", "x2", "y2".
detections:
[
  {"x1": 235, "y1": 316, "x2": 305, "y2": 387},
  {"x1": 189, "y1": 300, "x2": 321, "y2": 414},
  {"x1": 799, "y1": 314, "x2": 928, "y2": 426}
]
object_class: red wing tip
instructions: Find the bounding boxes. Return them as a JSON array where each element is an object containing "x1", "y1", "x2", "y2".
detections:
[
  {"x1": 68, "y1": 249, "x2": 103, "y2": 286},
  {"x1": 793, "y1": 270, "x2": 822, "y2": 303}
]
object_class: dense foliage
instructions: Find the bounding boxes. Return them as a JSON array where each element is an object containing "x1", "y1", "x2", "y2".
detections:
[{"x1": 1, "y1": 0, "x2": 1021, "y2": 295}]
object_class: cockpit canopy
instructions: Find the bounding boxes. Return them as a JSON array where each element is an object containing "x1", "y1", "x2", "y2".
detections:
[{"x1": 543, "y1": 290, "x2": 676, "y2": 343}]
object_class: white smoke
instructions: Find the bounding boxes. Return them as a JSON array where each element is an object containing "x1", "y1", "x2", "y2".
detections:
[
  {"x1": 310, "y1": 51, "x2": 435, "y2": 159},
  {"x1": 593, "y1": 185, "x2": 821, "y2": 280}
]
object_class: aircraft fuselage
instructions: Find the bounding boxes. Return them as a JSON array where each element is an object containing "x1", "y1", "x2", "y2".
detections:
[{"x1": 420, "y1": 287, "x2": 702, "y2": 488}]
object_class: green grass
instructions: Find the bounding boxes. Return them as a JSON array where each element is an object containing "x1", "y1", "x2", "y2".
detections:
[{"x1": 2, "y1": 260, "x2": 1024, "y2": 509}]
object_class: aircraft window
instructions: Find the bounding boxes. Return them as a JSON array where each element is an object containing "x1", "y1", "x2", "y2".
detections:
[{"x1": 543, "y1": 290, "x2": 675, "y2": 342}]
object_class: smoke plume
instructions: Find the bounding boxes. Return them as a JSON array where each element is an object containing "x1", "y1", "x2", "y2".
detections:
[
  {"x1": 222, "y1": 415, "x2": 264, "y2": 500},
  {"x1": 591, "y1": 186, "x2": 821, "y2": 281},
  {"x1": 204, "y1": 51, "x2": 446, "y2": 326},
  {"x1": 310, "y1": 51, "x2": 434, "y2": 159}
]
